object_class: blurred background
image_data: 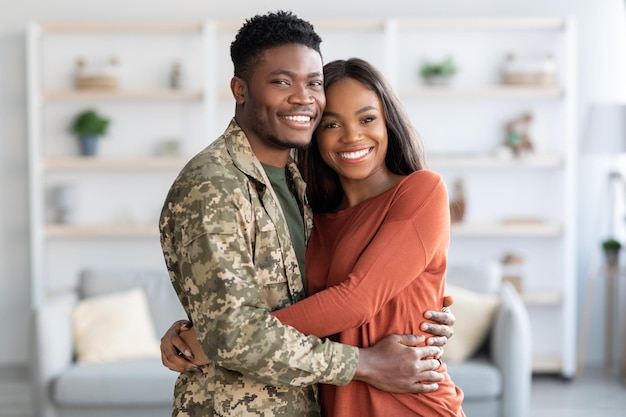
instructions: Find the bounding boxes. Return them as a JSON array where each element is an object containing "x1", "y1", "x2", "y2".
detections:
[{"x1": 1, "y1": 0, "x2": 626, "y2": 416}]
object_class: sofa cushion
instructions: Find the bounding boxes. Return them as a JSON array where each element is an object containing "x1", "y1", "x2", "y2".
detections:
[
  {"x1": 442, "y1": 284, "x2": 501, "y2": 363},
  {"x1": 79, "y1": 269, "x2": 186, "y2": 336},
  {"x1": 52, "y1": 359, "x2": 178, "y2": 406},
  {"x1": 447, "y1": 357, "x2": 502, "y2": 400},
  {"x1": 72, "y1": 288, "x2": 161, "y2": 363}
]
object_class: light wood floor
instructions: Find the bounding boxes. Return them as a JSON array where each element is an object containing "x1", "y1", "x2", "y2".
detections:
[
  {"x1": 1, "y1": 366, "x2": 625, "y2": 417},
  {"x1": 0, "y1": 367, "x2": 32, "y2": 417}
]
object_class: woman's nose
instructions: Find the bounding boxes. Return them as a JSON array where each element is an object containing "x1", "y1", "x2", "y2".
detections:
[{"x1": 342, "y1": 124, "x2": 363, "y2": 143}]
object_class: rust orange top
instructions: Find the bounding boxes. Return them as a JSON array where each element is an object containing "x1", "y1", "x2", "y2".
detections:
[{"x1": 273, "y1": 170, "x2": 465, "y2": 417}]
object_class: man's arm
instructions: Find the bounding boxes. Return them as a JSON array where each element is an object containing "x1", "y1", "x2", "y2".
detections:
[
  {"x1": 160, "y1": 297, "x2": 455, "y2": 394},
  {"x1": 162, "y1": 321, "x2": 446, "y2": 393}
]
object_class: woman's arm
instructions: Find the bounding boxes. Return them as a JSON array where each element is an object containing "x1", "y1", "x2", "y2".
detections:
[{"x1": 273, "y1": 172, "x2": 451, "y2": 338}]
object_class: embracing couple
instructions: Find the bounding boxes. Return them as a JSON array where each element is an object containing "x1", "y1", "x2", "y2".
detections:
[{"x1": 158, "y1": 10, "x2": 465, "y2": 417}]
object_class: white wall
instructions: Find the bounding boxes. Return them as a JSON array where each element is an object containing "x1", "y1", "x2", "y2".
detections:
[{"x1": 1, "y1": 0, "x2": 624, "y2": 368}]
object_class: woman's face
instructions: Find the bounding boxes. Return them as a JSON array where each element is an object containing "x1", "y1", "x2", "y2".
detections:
[{"x1": 316, "y1": 77, "x2": 389, "y2": 184}]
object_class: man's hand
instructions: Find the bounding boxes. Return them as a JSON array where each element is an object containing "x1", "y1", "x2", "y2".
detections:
[
  {"x1": 421, "y1": 295, "x2": 455, "y2": 347},
  {"x1": 353, "y1": 334, "x2": 444, "y2": 393},
  {"x1": 160, "y1": 320, "x2": 201, "y2": 373}
]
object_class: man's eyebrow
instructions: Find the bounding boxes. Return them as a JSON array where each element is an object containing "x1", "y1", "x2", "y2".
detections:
[{"x1": 269, "y1": 69, "x2": 323, "y2": 78}]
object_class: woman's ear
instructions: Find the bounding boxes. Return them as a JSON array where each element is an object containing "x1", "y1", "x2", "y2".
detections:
[{"x1": 230, "y1": 76, "x2": 246, "y2": 104}]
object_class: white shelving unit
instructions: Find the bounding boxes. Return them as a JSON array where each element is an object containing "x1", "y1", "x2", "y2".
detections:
[
  {"x1": 400, "y1": 17, "x2": 576, "y2": 378},
  {"x1": 27, "y1": 21, "x2": 208, "y2": 309},
  {"x1": 27, "y1": 17, "x2": 578, "y2": 378}
]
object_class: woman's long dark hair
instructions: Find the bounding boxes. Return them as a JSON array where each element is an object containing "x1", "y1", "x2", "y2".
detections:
[{"x1": 298, "y1": 58, "x2": 426, "y2": 213}]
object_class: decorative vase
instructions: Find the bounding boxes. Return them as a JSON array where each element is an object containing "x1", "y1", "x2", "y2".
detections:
[
  {"x1": 79, "y1": 135, "x2": 99, "y2": 156},
  {"x1": 51, "y1": 183, "x2": 79, "y2": 224}
]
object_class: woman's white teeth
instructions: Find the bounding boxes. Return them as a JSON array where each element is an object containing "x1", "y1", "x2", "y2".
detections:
[
  {"x1": 339, "y1": 149, "x2": 370, "y2": 159},
  {"x1": 283, "y1": 115, "x2": 311, "y2": 122}
]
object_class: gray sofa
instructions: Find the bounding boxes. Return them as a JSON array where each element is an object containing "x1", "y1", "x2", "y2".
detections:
[
  {"x1": 32, "y1": 269, "x2": 185, "y2": 417},
  {"x1": 446, "y1": 263, "x2": 532, "y2": 417},
  {"x1": 32, "y1": 265, "x2": 531, "y2": 417}
]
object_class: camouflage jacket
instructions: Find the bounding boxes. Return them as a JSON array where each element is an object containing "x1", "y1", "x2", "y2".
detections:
[{"x1": 159, "y1": 119, "x2": 359, "y2": 417}]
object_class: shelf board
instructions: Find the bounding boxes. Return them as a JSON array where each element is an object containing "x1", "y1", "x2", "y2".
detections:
[
  {"x1": 46, "y1": 224, "x2": 158, "y2": 238},
  {"x1": 217, "y1": 85, "x2": 564, "y2": 101},
  {"x1": 451, "y1": 222, "x2": 563, "y2": 237},
  {"x1": 312, "y1": 19, "x2": 386, "y2": 31},
  {"x1": 216, "y1": 18, "x2": 386, "y2": 32},
  {"x1": 38, "y1": 21, "x2": 203, "y2": 33},
  {"x1": 522, "y1": 290, "x2": 563, "y2": 306},
  {"x1": 428, "y1": 154, "x2": 563, "y2": 169},
  {"x1": 400, "y1": 85, "x2": 563, "y2": 99},
  {"x1": 44, "y1": 157, "x2": 187, "y2": 170},
  {"x1": 396, "y1": 17, "x2": 566, "y2": 31},
  {"x1": 215, "y1": 17, "x2": 566, "y2": 32},
  {"x1": 42, "y1": 90, "x2": 203, "y2": 101}
]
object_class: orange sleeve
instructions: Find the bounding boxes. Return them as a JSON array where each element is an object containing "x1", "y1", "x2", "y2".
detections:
[{"x1": 272, "y1": 172, "x2": 450, "y2": 337}]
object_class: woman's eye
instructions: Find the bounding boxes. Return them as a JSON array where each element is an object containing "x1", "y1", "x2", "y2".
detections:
[
  {"x1": 362, "y1": 116, "x2": 375, "y2": 124},
  {"x1": 321, "y1": 121, "x2": 339, "y2": 129}
]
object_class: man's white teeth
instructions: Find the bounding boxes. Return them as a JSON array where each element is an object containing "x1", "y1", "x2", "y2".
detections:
[
  {"x1": 339, "y1": 149, "x2": 370, "y2": 160},
  {"x1": 283, "y1": 115, "x2": 311, "y2": 122}
]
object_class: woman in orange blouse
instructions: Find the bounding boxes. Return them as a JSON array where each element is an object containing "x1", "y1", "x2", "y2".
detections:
[{"x1": 270, "y1": 58, "x2": 464, "y2": 417}]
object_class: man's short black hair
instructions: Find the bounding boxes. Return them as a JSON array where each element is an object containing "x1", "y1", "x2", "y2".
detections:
[{"x1": 230, "y1": 10, "x2": 322, "y2": 80}]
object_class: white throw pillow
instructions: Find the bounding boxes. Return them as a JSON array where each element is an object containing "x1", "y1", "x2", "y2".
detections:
[
  {"x1": 442, "y1": 284, "x2": 501, "y2": 363},
  {"x1": 72, "y1": 288, "x2": 161, "y2": 363}
]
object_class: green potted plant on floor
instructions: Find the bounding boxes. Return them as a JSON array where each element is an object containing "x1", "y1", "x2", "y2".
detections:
[
  {"x1": 69, "y1": 109, "x2": 111, "y2": 156},
  {"x1": 602, "y1": 237, "x2": 622, "y2": 268}
]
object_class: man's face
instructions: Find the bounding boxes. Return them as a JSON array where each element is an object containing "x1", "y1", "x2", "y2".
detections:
[{"x1": 234, "y1": 44, "x2": 325, "y2": 163}]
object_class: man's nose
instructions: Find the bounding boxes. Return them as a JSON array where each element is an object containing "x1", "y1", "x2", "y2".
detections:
[{"x1": 289, "y1": 84, "x2": 315, "y2": 104}]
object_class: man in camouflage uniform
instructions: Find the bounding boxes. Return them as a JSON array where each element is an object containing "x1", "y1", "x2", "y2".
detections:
[{"x1": 159, "y1": 11, "x2": 451, "y2": 417}]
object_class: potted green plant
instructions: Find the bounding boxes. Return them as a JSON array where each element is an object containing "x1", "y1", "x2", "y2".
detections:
[
  {"x1": 419, "y1": 57, "x2": 457, "y2": 86},
  {"x1": 69, "y1": 109, "x2": 111, "y2": 156},
  {"x1": 602, "y1": 237, "x2": 622, "y2": 267}
]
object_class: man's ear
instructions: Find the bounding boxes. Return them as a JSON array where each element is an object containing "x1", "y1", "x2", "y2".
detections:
[{"x1": 231, "y1": 76, "x2": 246, "y2": 104}]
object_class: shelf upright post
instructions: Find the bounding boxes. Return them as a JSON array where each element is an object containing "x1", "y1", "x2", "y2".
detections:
[
  {"x1": 202, "y1": 19, "x2": 218, "y2": 143},
  {"x1": 561, "y1": 15, "x2": 579, "y2": 379},
  {"x1": 383, "y1": 18, "x2": 398, "y2": 90},
  {"x1": 26, "y1": 22, "x2": 44, "y2": 310}
]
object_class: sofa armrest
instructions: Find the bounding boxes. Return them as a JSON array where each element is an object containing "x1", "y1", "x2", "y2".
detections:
[
  {"x1": 490, "y1": 282, "x2": 532, "y2": 417},
  {"x1": 32, "y1": 292, "x2": 78, "y2": 417}
]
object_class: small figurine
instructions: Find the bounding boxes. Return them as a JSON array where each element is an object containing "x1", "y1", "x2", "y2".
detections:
[{"x1": 504, "y1": 112, "x2": 534, "y2": 157}]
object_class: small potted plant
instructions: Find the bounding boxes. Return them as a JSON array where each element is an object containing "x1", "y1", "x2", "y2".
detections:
[
  {"x1": 602, "y1": 237, "x2": 622, "y2": 268},
  {"x1": 69, "y1": 109, "x2": 111, "y2": 156},
  {"x1": 419, "y1": 57, "x2": 457, "y2": 86}
]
